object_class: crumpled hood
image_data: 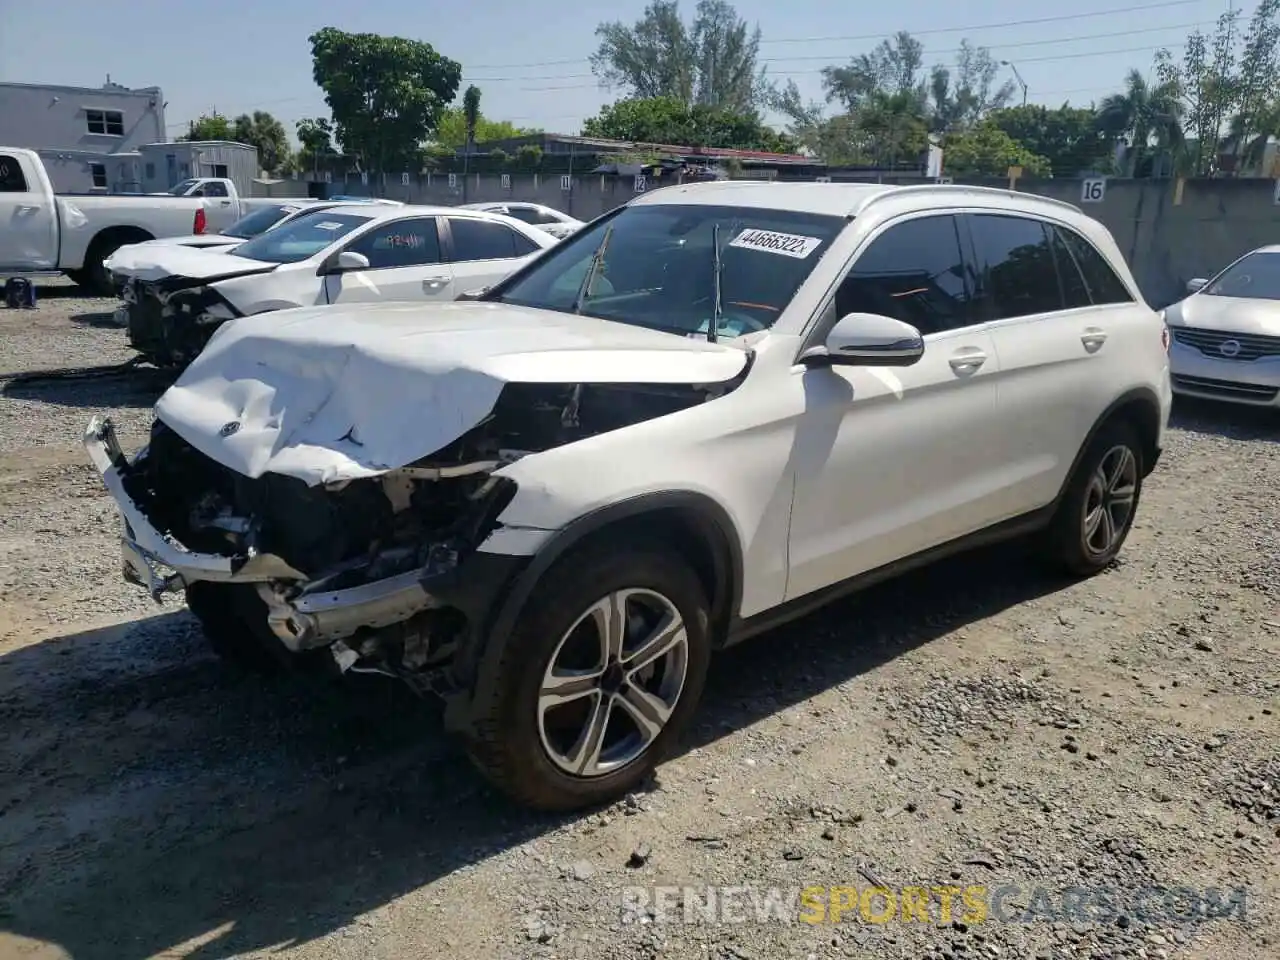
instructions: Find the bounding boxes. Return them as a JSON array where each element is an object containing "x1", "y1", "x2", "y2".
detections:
[
  {"x1": 1165, "y1": 293, "x2": 1280, "y2": 335},
  {"x1": 105, "y1": 245, "x2": 277, "y2": 283},
  {"x1": 154, "y1": 300, "x2": 749, "y2": 486}
]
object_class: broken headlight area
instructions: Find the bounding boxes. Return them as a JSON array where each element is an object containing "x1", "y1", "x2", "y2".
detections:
[{"x1": 125, "y1": 280, "x2": 242, "y2": 370}]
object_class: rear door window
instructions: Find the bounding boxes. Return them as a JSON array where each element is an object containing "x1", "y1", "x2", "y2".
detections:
[
  {"x1": 347, "y1": 217, "x2": 443, "y2": 268},
  {"x1": 968, "y1": 214, "x2": 1064, "y2": 320},
  {"x1": 448, "y1": 218, "x2": 525, "y2": 260}
]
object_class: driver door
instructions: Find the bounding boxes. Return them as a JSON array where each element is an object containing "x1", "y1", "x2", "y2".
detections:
[
  {"x1": 784, "y1": 213, "x2": 1009, "y2": 601},
  {"x1": 323, "y1": 216, "x2": 454, "y2": 304}
]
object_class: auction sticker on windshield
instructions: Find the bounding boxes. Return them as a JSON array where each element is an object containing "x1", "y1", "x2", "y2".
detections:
[{"x1": 729, "y1": 229, "x2": 823, "y2": 259}]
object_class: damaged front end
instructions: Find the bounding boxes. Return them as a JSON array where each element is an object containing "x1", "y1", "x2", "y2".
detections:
[
  {"x1": 84, "y1": 374, "x2": 734, "y2": 695},
  {"x1": 123, "y1": 277, "x2": 244, "y2": 370}
]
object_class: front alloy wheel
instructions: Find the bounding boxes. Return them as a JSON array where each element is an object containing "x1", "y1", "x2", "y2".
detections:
[
  {"x1": 538, "y1": 589, "x2": 689, "y2": 778},
  {"x1": 1082, "y1": 444, "x2": 1138, "y2": 558}
]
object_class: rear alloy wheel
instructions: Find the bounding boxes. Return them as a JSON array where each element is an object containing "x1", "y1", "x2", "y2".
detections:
[
  {"x1": 1044, "y1": 421, "x2": 1144, "y2": 576},
  {"x1": 466, "y1": 545, "x2": 711, "y2": 811}
]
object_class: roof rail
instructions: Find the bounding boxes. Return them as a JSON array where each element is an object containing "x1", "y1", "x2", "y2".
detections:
[{"x1": 854, "y1": 183, "x2": 1084, "y2": 217}]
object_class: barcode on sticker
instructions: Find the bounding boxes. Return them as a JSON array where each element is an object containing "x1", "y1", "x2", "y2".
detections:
[{"x1": 729, "y1": 229, "x2": 822, "y2": 259}]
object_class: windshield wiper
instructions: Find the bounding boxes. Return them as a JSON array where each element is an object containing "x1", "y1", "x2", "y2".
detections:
[
  {"x1": 572, "y1": 224, "x2": 614, "y2": 314},
  {"x1": 708, "y1": 222, "x2": 723, "y2": 343}
]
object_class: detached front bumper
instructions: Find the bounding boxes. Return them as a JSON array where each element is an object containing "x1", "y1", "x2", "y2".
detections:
[{"x1": 84, "y1": 417, "x2": 529, "y2": 658}]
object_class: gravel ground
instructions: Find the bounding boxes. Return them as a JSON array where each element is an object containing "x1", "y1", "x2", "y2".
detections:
[{"x1": 0, "y1": 279, "x2": 1277, "y2": 960}]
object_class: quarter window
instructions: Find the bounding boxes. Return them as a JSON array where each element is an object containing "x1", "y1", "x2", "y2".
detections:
[
  {"x1": 834, "y1": 215, "x2": 975, "y2": 335},
  {"x1": 86, "y1": 109, "x2": 125, "y2": 136},
  {"x1": 0, "y1": 154, "x2": 27, "y2": 192},
  {"x1": 1055, "y1": 227, "x2": 1133, "y2": 304},
  {"x1": 968, "y1": 214, "x2": 1063, "y2": 320},
  {"x1": 1049, "y1": 228, "x2": 1092, "y2": 309},
  {"x1": 347, "y1": 217, "x2": 443, "y2": 269},
  {"x1": 449, "y1": 217, "x2": 528, "y2": 260}
]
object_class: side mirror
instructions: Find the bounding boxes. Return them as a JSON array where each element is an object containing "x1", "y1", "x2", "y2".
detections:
[
  {"x1": 801, "y1": 312, "x2": 925, "y2": 367},
  {"x1": 1186, "y1": 277, "x2": 1207, "y2": 294},
  {"x1": 324, "y1": 250, "x2": 370, "y2": 275}
]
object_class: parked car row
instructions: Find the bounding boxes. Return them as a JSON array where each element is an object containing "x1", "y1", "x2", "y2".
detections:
[{"x1": 85, "y1": 180, "x2": 1177, "y2": 812}]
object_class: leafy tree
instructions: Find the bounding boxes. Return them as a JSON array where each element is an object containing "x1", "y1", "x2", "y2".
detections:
[
  {"x1": 582, "y1": 96, "x2": 795, "y2": 151},
  {"x1": 462, "y1": 85, "x2": 482, "y2": 153},
  {"x1": 432, "y1": 109, "x2": 538, "y2": 149},
  {"x1": 941, "y1": 120, "x2": 1050, "y2": 177},
  {"x1": 591, "y1": 0, "x2": 766, "y2": 112},
  {"x1": 822, "y1": 32, "x2": 927, "y2": 116},
  {"x1": 1231, "y1": 0, "x2": 1280, "y2": 171},
  {"x1": 928, "y1": 41, "x2": 1016, "y2": 134},
  {"x1": 294, "y1": 117, "x2": 337, "y2": 172},
  {"x1": 1095, "y1": 69, "x2": 1184, "y2": 176},
  {"x1": 987, "y1": 105, "x2": 1111, "y2": 176},
  {"x1": 308, "y1": 27, "x2": 462, "y2": 172},
  {"x1": 230, "y1": 111, "x2": 290, "y2": 173},
  {"x1": 1153, "y1": 10, "x2": 1241, "y2": 175},
  {"x1": 182, "y1": 112, "x2": 233, "y2": 141}
]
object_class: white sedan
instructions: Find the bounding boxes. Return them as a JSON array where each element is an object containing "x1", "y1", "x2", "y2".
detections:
[
  {"x1": 457, "y1": 201, "x2": 584, "y2": 239},
  {"x1": 1164, "y1": 244, "x2": 1280, "y2": 407},
  {"x1": 109, "y1": 204, "x2": 558, "y2": 369}
]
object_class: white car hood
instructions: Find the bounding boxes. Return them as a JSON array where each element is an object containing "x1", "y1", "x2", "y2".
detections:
[
  {"x1": 155, "y1": 300, "x2": 749, "y2": 486},
  {"x1": 105, "y1": 245, "x2": 278, "y2": 283},
  {"x1": 1166, "y1": 294, "x2": 1280, "y2": 334}
]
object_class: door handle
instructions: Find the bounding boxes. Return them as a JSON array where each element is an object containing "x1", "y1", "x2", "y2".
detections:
[
  {"x1": 1081, "y1": 327, "x2": 1108, "y2": 352},
  {"x1": 948, "y1": 348, "x2": 987, "y2": 375},
  {"x1": 219, "y1": 200, "x2": 231, "y2": 206},
  {"x1": 422, "y1": 276, "x2": 449, "y2": 292}
]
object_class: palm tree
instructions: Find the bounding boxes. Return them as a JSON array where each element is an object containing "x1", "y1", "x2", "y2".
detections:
[
  {"x1": 1223, "y1": 99, "x2": 1280, "y2": 174},
  {"x1": 1095, "y1": 69, "x2": 1185, "y2": 176}
]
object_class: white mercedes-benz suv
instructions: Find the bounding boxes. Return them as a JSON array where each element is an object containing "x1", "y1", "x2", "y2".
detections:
[{"x1": 84, "y1": 181, "x2": 1172, "y2": 811}]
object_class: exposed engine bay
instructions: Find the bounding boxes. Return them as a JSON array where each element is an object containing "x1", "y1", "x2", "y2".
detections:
[
  {"x1": 122, "y1": 276, "x2": 247, "y2": 370},
  {"x1": 117, "y1": 375, "x2": 740, "y2": 690}
]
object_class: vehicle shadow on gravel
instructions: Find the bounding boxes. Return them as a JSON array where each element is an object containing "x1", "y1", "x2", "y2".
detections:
[
  {"x1": 67, "y1": 309, "x2": 125, "y2": 329},
  {"x1": 0, "y1": 542, "x2": 1071, "y2": 959},
  {"x1": 1170, "y1": 397, "x2": 1279, "y2": 443},
  {"x1": 0, "y1": 366, "x2": 171, "y2": 408}
]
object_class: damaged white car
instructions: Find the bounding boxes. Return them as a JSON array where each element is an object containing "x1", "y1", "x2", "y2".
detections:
[
  {"x1": 110, "y1": 204, "x2": 557, "y2": 370},
  {"x1": 85, "y1": 181, "x2": 1170, "y2": 811}
]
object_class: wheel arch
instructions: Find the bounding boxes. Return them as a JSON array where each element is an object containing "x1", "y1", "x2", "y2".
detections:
[
  {"x1": 1058, "y1": 386, "x2": 1163, "y2": 505},
  {"x1": 454, "y1": 491, "x2": 745, "y2": 726}
]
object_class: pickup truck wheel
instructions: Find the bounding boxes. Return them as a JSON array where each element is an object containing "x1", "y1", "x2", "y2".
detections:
[
  {"x1": 465, "y1": 544, "x2": 711, "y2": 812},
  {"x1": 1043, "y1": 421, "x2": 1144, "y2": 577},
  {"x1": 185, "y1": 583, "x2": 285, "y2": 674}
]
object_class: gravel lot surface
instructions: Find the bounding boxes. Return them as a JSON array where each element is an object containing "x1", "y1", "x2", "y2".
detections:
[{"x1": 1, "y1": 279, "x2": 1277, "y2": 960}]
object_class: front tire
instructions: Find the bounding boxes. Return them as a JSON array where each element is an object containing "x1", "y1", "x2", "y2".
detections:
[
  {"x1": 1043, "y1": 420, "x2": 1144, "y2": 576},
  {"x1": 465, "y1": 544, "x2": 712, "y2": 812},
  {"x1": 185, "y1": 582, "x2": 285, "y2": 673}
]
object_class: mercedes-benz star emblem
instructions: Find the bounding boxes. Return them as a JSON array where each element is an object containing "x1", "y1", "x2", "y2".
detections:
[
  {"x1": 219, "y1": 420, "x2": 241, "y2": 438},
  {"x1": 1219, "y1": 340, "x2": 1242, "y2": 358}
]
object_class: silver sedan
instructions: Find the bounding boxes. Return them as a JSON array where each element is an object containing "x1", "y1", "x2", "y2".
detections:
[{"x1": 1163, "y1": 244, "x2": 1280, "y2": 407}]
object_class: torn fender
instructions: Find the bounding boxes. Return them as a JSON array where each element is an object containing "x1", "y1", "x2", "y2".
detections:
[{"x1": 104, "y1": 245, "x2": 278, "y2": 284}]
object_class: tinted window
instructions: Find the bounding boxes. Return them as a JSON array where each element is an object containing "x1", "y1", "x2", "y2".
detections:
[
  {"x1": 1050, "y1": 228, "x2": 1092, "y2": 308},
  {"x1": 449, "y1": 218, "x2": 524, "y2": 261},
  {"x1": 1200, "y1": 251, "x2": 1280, "y2": 301},
  {"x1": 90, "y1": 163, "x2": 107, "y2": 189},
  {"x1": 969, "y1": 214, "x2": 1063, "y2": 320},
  {"x1": 231, "y1": 211, "x2": 372, "y2": 264},
  {"x1": 222, "y1": 204, "x2": 295, "y2": 239},
  {"x1": 1056, "y1": 227, "x2": 1133, "y2": 304},
  {"x1": 167, "y1": 179, "x2": 199, "y2": 196},
  {"x1": 508, "y1": 206, "x2": 561, "y2": 226},
  {"x1": 835, "y1": 215, "x2": 974, "y2": 335},
  {"x1": 0, "y1": 154, "x2": 28, "y2": 192},
  {"x1": 496, "y1": 203, "x2": 844, "y2": 338},
  {"x1": 204, "y1": 182, "x2": 229, "y2": 197},
  {"x1": 348, "y1": 217, "x2": 442, "y2": 268}
]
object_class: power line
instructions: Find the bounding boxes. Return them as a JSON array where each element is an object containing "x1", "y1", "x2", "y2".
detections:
[
  {"x1": 462, "y1": 22, "x2": 1208, "y2": 83},
  {"x1": 465, "y1": 0, "x2": 1212, "y2": 68}
]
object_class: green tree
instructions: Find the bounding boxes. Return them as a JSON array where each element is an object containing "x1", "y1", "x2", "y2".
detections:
[
  {"x1": 230, "y1": 111, "x2": 290, "y2": 174},
  {"x1": 822, "y1": 32, "x2": 928, "y2": 116},
  {"x1": 1095, "y1": 69, "x2": 1184, "y2": 176},
  {"x1": 462, "y1": 85, "x2": 482, "y2": 153},
  {"x1": 582, "y1": 96, "x2": 795, "y2": 151},
  {"x1": 1231, "y1": 0, "x2": 1280, "y2": 172},
  {"x1": 591, "y1": 0, "x2": 767, "y2": 112},
  {"x1": 432, "y1": 109, "x2": 538, "y2": 149},
  {"x1": 928, "y1": 41, "x2": 1016, "y2": 134},
  {"x1": 294, "y1": 117, "x2": 337, "y2": 172},
  {"x1": 182, "y1": 112, "x2": 233, "y2": 141},
  {"x1": 942, "y1": 120, "x2": 1050, "y2": 177},
  {"x1": 1153, "y1": 9, "x2": 1241, "y2": 175},
  {"x1": 987, "y1": 105, "x2": 1110, "y2": 176},
  {"x1": 308, "y1": 27, "x2": 462, "y2": 173}
]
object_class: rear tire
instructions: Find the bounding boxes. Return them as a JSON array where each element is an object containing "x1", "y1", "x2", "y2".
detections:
[
  {"x1": 1042, "y1": 420, "x2": 1144, "y2": 577},
  {"x1": 465, "y1": 543, "x2": 712, "y2": 812},
  {"x1": 64, "y1": 269, "x2": 90, "y2": 289},
  {"x1": 185, "y1": 582, "x2": 285, "y2": 673}
]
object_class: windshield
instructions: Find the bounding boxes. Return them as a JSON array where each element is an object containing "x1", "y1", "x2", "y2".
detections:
[
  {"x1": 167, "y1": 179, "x2": 199, "y2": 196},
  {"x1": 493, "y1": 203, "x2": 845, "y2": 338},
  {"x1": 229, "y1": 211, "x2": 373, "y2": 264},
  {"x1": 1203, "y1": 251, "x2": 1280, "y2": 301},
  {"x1": 221, "y1": 204, "x2": 303, "y2": 239}
]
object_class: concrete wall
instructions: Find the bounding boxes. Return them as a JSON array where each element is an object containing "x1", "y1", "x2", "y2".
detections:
[{"x1": 256, "y1": 171, "x2": 1280, "y2": 308}]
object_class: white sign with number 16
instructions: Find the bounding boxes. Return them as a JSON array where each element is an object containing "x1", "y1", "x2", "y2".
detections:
[{"x1": 1081, "y1": 178, "x2": 1106, "y2": 203}]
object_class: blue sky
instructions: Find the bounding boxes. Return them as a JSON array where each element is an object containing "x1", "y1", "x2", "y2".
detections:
[{"x1": 0, "y1": 0, "x2": 1240, "y2": 142}]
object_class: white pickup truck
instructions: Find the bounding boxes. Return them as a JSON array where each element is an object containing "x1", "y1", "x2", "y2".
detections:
[
  {"x1": 156, "y1": 177, "x2": 289, "y2": 232},
  {"x1": 1, "y1": 147, "x2": 216, "y2": 294}
]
